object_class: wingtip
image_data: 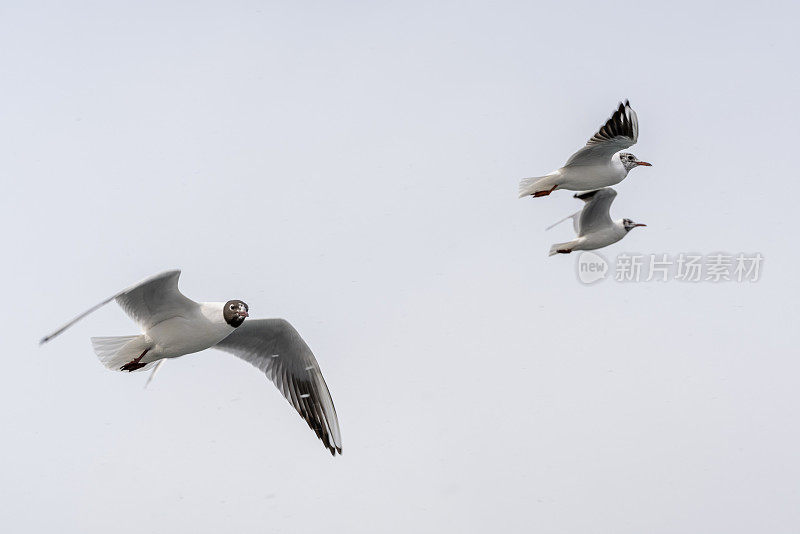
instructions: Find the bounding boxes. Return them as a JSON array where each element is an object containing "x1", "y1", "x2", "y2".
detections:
[{"x1": 574, "y1": 189, "x2": 599, "y2": 201}]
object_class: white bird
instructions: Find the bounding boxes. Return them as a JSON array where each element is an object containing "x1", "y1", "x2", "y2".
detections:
[
  {"x1": 519, "y1": 100, "x2": 651, "y2": 198},
  {"x1": 40, "y1": 270, "x2": 343, "y2": 455},
  {"x1": 547, "y1": 188, "x2": 646, "y2": 256}
]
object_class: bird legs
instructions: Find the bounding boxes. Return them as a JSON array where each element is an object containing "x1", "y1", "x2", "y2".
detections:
[
  {"x1": 533, "y1": 185, "x2": 558, "y2": 198},
  {"x1": 120, "y1": 349, "x2": 150, "y2": 372}
]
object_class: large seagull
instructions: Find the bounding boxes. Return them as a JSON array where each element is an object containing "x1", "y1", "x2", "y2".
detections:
[
  {"x1": 40, "y1": 270, "x2": 343, "y2": 455},
  {"x1": 519, "y1": 100, "x2": 651, "y2": 198},
  {"x1": 546, "y1": 187, "x2": 646, "y2": 256}
]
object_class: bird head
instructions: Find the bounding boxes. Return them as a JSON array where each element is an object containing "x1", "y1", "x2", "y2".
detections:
[
  {"x1": 223, "y1": 300, "x2": 249, "y2": 327},
  {"x1": 622, "y1": 218, "x2": 647, "y2": 232},
  {"x1": 619, "y1": 152, "x2": 652, "y2": 172}
]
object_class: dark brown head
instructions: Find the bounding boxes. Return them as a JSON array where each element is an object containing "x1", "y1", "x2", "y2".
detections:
[{"x1": 223, "y1": 300, "x2": 249, "y2": 327}]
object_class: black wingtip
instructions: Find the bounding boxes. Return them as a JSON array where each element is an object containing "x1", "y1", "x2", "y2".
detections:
[
  {"x1": 586, "y1": 101, "x2": 638, "y2": 146},
  {"x1": 574, "y1": 189, "x2": 599, "y2": 201}
]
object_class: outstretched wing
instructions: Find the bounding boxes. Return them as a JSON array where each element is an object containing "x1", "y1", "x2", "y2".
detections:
[
  {"x1": 113, "y1": 270, "x2": 196, "y2": 330},
  {"x1": 575, "y1": 188, "x2": 617, "y2": 236},
  {"x1": 214, "y1": 318, "x2": 343, "y2": 456},
  {"x1": 546, "y1": 210, "x2": 582, "y2": 235},
  {"x1": 565, "y1": 101, "x2": 639, "y2": 167},
  {"x1": 40, "y1": 270, "x2": 197, "y2": 344}
]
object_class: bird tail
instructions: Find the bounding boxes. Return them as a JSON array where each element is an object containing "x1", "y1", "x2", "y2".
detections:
[
  {"x1": 90, "y1": 335, "x2": 155, "y2": 372},
  {"x1": 518, "y1": 175, "x2": 556, "y2": 198},
  {"x1": 549, "y1": 239, "x2": 580, "y2": 257}
]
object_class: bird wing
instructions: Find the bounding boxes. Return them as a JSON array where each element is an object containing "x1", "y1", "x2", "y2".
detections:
[
  {"x1": 113, "y1": 270, "x2": 197, "y2": 330},
  {"x1": 144, "y1": 359, "x2": 166, "y2": 389},
  {"x1": 546, "y1": 210, "x2": 582, "y2": 234},
  {"x1": 564, "y1": 101, "x2": 638, "y2": 167},
  {"x1": 214, "y1": 318, "x2": 342, "y2": 456},
  {"x1": 575, "y1": 188, "x2": 617, "y2": 236},
  {"x1": 40, "y1": 270, "x2": 197, "y2": 344}
]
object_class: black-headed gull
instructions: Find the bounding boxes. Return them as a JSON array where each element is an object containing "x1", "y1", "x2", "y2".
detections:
[
  {"x1": 519, "y1": 101, "x2": 651, "y2": 198},
  {"x1": 547, "y1": 188, "x2": 646, "y2": 256},
  {"x1": 40, "y1": 270, "x2": 343, "y2": 455}
]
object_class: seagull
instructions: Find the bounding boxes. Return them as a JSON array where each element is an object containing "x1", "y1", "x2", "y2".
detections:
[
  {"x1": 40, "y1": 270, "x2": 343, "y2": 455},
  {"x1": 519, "y1": 100, "x2": 651, "y2": 198},
  {"x1": 547, "y1": 188, "x2": 646, "y2": 256}
]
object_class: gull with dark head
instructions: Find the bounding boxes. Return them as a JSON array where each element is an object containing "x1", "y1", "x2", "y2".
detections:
[
  {"x1": 40, "y1": 270, "x2": 343, "y2": 455},
  {"x1": 547, "y1": 187, "x2": 646, "y2": 256},
  {"x1": 519, "y1": 100, "x2": 651, "y2": 198}
]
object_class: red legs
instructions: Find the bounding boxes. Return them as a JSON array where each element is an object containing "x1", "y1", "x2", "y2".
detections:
[
  {"x1": 120, "y1": 349, "x2": 150, "y2": 372},
  {"x1": 532, "y1": 184, "x2": 558, "y2": 198}
]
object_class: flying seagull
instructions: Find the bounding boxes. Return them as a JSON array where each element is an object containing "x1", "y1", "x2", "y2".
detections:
[
  {"x1": 40, "y1": 270, "x2": 343, "y2": 455},
  {"x1": 519, "y1": 100, "x2": 651, "y2": 198},
  {"x1": 547, "y1": 188, "x2": 646, "y2": 256}
]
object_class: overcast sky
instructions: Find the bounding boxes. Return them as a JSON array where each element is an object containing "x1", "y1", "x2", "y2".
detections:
[{"x1": 2, "y1": 1, "x2": 799, "y2": 532}]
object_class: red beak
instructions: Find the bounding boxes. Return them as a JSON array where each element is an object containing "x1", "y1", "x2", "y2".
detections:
[
  {"x1": 636, "y1": 161, "x2": 652, "y2": 167},
  {"x1": 633, "y1": 223, "x2": 647, "y2": 228}
]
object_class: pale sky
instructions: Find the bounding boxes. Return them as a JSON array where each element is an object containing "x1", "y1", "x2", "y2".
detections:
[{"x1": 2, "y1": 1, "x2": 799, "y2": 532}]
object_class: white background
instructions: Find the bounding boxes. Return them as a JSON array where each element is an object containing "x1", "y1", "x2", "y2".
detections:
[{"x1": 2, "y1": 1, "x2": 798, "y2": 532}]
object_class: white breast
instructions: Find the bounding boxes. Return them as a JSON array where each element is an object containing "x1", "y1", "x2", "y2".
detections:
[
  {"x1": 145, "y1": 302, "x2": 235, "y2": 359},
  {"x1": 560, "y1": 158, "x2": 627, "y2": 190},
  {"x1": 580, "y1": 224, "x2": 627, "y2": 251}
]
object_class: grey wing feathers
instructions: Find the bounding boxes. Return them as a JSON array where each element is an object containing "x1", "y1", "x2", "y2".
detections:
[
  {"x1": 39, "y1": 294, "x2": 117, "y2": 344},
  {"x1": 114, "y1": 270, "x2": 196, "y2": 330},
  {"x1": 214, "y1": 318, "x2": 343, "y2": 456},
  {"x1": 545, "y1": 210, "x2": 582, "y2": 234},
  {"x1": 565, "y1": 101, "x2": 639, "y2": 166},
  {"x1": 39, "y1": 269, "x2": 195, "y2": 344},
  {"x1": 575, "y1": 188, "x2": 617, "y2": 236}
]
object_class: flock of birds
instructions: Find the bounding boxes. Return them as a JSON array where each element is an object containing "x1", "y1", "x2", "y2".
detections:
[
  {"x1": 40, "y1": 100, "x2": 651, "y2": 456},
  {"x1": 519, "y1": 100, "x2": 651, "y2": 255}
]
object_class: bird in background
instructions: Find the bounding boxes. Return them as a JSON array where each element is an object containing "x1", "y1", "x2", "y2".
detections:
[
  {"x1": 40, "y1": 270, "x2": 343, "y2": 455},
  {"x1": 519, "y1": 100, "x2": 651, "y2": 198},
  {"x1": 546, "y1": 187, "x2": 646, "y2": 256}
]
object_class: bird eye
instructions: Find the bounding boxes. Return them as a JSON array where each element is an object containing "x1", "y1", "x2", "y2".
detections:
[{"x1": 229, "y1": 305, "x2": 235, "y2": 310}]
